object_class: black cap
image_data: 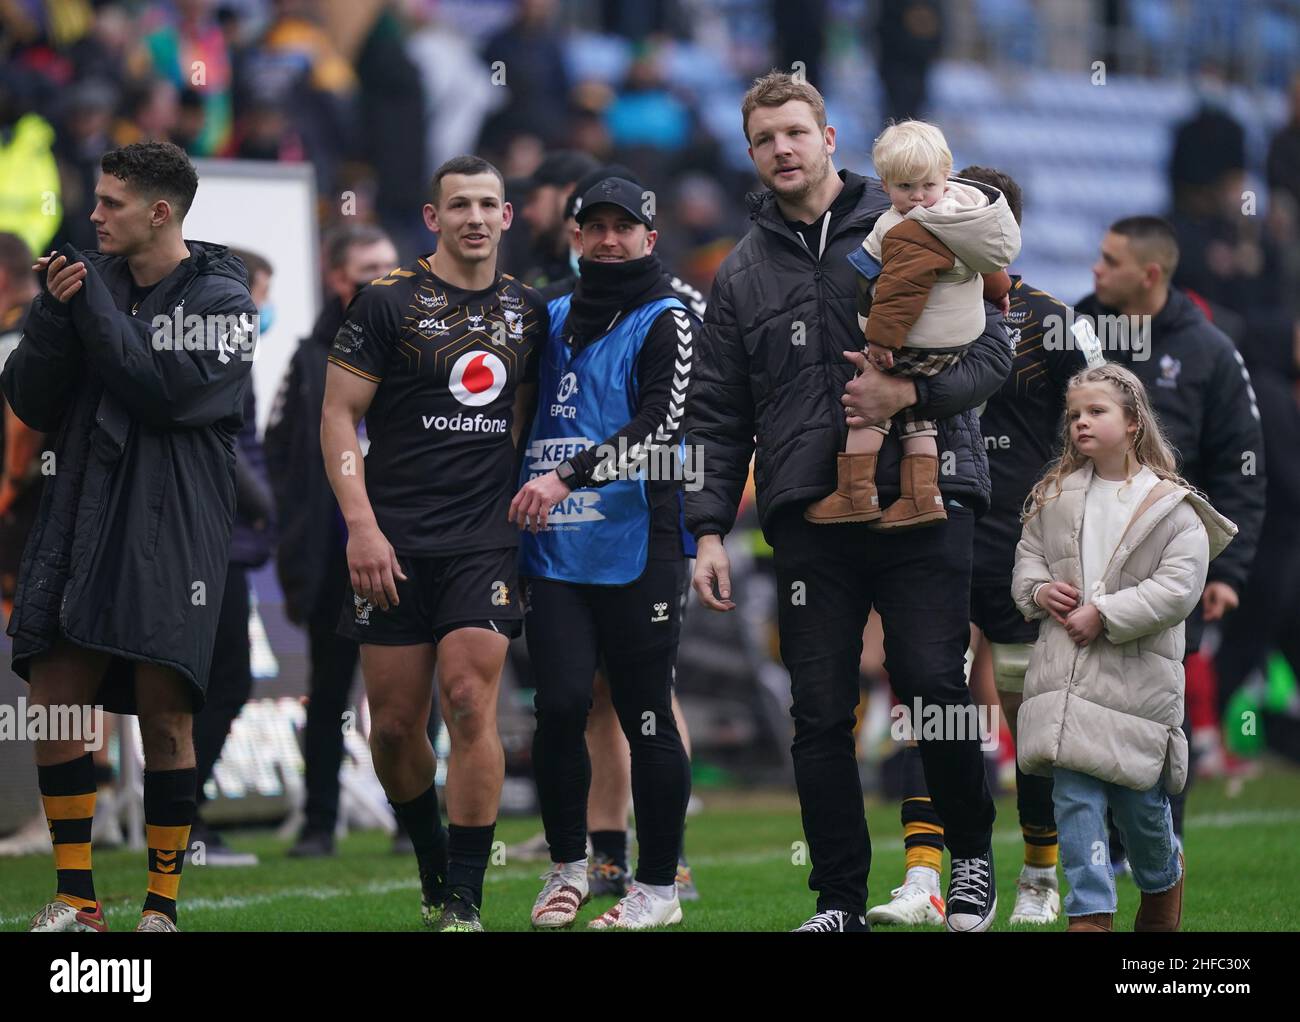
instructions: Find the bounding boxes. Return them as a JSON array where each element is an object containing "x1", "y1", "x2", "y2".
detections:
[
  {"x1": 565, "y1": 163, "x2": 638, "y2": 220},
  {"x1": 527, "y1": 150, "x2": 601, "y2": 192},
  {"x1": 574, "y1": 176, "x2": 654, "y2": 228}
]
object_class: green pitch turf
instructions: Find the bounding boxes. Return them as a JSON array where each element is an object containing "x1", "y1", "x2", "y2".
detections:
[{"x1": 3, "y1": 767, "x2": 1297, "y2": 931}]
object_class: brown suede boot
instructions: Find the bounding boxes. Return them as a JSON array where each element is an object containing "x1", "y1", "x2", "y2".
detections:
[
  {"x1": 803, "y1": 453, "x2": 882, "y2": 524},
  {"x1": 1067, "y1": 913, "x2": 1114, "y2": 932},
  {"x1": 1134, "y1": 851, "x2": 1184, "y2": 932},
  {"x1": 873, "y1": 452, "x2": 947, "y2": 531}
]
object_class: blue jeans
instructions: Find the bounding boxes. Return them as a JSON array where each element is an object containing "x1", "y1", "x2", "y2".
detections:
[{"x1": 1052, "y1": 767, "x2": 1182, "y2": 917}]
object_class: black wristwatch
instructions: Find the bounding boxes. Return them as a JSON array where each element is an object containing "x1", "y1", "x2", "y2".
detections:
[{"x1": 555, "y1": 460, "x2": 577, "y2": 488}]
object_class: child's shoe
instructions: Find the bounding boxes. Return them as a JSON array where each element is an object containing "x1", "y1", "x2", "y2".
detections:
[
  {"x1": 1133, "y1": 851, "x2": 1184, "y2": 932},
  {"x1": 1066, "y1": 913, "x2": 1113, "y2": 931},
  {"x1": 874, "y1": 452, "x2": 947, "y2": 531},
  {"x1": 804, "y1": 453, "x2": 881, "y2": 524}
]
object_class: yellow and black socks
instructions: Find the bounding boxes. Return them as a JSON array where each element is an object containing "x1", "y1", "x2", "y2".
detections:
[
  {"x1": 447, "y1": 823, "x2": 496, "y2": 910},
  {"x1": 38, "y1": 753, "x2": 97, "y2": 911},
  {"x1": 391, "y1": 783, "x2": 449, "y2": 906},
  {"x1": 1017, "y1": 765, "x2": 1058, "y2": 869},
  {"x1": 142, "y1": 767, "x2": 196, "y2": 924},
  {"x1": 901, "y1": 745, "x2": 944, "y2": 874}
]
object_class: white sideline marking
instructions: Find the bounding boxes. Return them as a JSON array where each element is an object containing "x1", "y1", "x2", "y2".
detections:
[{"x1": 2, "y1": 807, "x2": 1297, "y2": 926}]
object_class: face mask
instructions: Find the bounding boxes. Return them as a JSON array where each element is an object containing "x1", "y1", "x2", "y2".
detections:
[{"x1": 259, "y1": 304, "x2": 276, "y2": 335}]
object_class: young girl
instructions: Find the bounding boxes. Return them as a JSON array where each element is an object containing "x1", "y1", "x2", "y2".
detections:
[{"x1": 1011, "y1": 364, "x2": 1236, "y2": 931}]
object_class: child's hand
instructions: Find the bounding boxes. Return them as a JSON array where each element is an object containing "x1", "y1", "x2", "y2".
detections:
[
  {"x1": 1034, "y1": 581, "x2": 1079, "y2": 624},
  {"x1": 1064, "y1": 604, "x2": 1103, "y2": 646},
  {"x1": 867, "y1": 342, "x2": 893, "y2": 371}
]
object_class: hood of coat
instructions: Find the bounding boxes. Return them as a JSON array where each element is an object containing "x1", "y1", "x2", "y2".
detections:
[
  {"x1": 81, "y1": 240, "x2": 253, "y2": 293},
  {"x1": 904, "y1": 178, "x2": 1022, "y2": 272},
  {"x1": 1062, "y1": 461, "x2": 1239, "y2": 565}
]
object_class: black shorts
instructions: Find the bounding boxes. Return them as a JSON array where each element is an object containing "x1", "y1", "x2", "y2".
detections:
[
  {"x1": 337, "y1": 548, "x2": 523, "y2": 645},
  {"x1": 969, "y1": 583, "x2": 1039, "y2": 645}
]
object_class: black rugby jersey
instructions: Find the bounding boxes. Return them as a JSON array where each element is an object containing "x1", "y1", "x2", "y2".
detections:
[
  {"x1": 974, "y1": 276, "x2": 1086, "y2": 586},
  {"x1": 328, "y1": 257, "x2": 546, "y2": 555}
]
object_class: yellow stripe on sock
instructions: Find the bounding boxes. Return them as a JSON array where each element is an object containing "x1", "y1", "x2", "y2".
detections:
[
  {"x1": 146, "y1": 824, "x2": 192, "y2": 851},
  {"x1": 53, "y1": 841, "x2": 92, "y2": 871},
  {"x1": 905, "y1": 844, "x2": 943, "y2": 872},
  {"x1": 56, "y1": 893, "x2": 98, "y2": 911},
  {"x1": 42, "y1": 793, "x2": 96, "y2": 820},
  {"x1": 147, "y1": 871, "x2": 182, "y2": 900},
  {"x1": 1024, "y1": 825, "x2": 1059, "y2": 868}
]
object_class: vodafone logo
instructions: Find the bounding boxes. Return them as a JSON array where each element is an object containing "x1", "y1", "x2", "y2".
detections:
[{"x1": 449, "y1": 350, "x2": 507, "y2": 407}]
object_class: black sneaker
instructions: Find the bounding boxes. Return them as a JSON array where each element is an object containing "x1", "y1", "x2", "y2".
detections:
[
  {"x1": 418, "y1": 859, "x2": 448, "y2": 927},
  {"x1": 287, "y1": 830, "x2": 336, "y2": 859},
  {"x1": 793, "y1": 909, "x2": 870, "y2": 932},
  {"x1": 432, "y1": 891, "x2": 483, "y2": 932},
  {"x1": 588, "y1": 852, "x2": 629, "y2": 898},
  {"x1": 945, "y1": 847, "x2": 997, "y2": 932}
]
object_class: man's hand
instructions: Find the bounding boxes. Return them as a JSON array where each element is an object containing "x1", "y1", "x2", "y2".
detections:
[
  {"x1": 692, "y1": 534, "x2": 735, "y2": 611},
  {"x1": 1035, "y1": 580, "x2": 1079, "y2": 625},
  {"x1": 841, "y1": 350, "x2": 917, "y2": 427},
  {"x1": 508, "y1": 470, "x2": 571, "y2": 533},
  {"x1": 347, "y1": 522, "x2": 407, "y2": 611},
  {"x1": 1201, "y1": 581, "x2": 1239, "y2": 622},
  {"x1": 1064, "y1": 603, "x2": 1103, "y2": 646},
  {"x1": 866, "y1": 342, "x2": 894, "y2": 371},
  {"x1": 35, "y1": 253, "x2": 86, "y2": 304}
]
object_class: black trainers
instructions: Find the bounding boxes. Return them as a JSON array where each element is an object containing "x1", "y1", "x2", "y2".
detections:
[
  {"x1": 287, "y1": 829, "x2": 336, "y2": 859},
  {"x1": 418, "y1": 859, "x2": 448, "y2": 927},
  {"x1": 432, "y1": 890, "x2": 483, "y2": 932},
  {"x1": 945, "y1": 847, "x2": 997, "y2": 932},
  {"x1": 792, "y1": 909, "x2": 870, "y2": 932},
  {"x1": 588, "y1": 852, "x2": 630, "y2": 898}
]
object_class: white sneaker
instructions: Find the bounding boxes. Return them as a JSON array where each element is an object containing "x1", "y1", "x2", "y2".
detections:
[
  {"x1": 0, "y1": 812, "x2": 52, "y2": 857},
  {"x1": 1009, "y1": 866, "x2": 1060, "y2": 925},
  {"x1": 588, "y1": 884, "x2": 682, "y2": 930},
  {"x1": 29, "y1": 900, "x2": 107, "y2": 932},
  {"x1": 136, "y1": 912, "x2": 178, "y2": 932},
  {"x1": 866, "y1": 866, "x2": 945, "y2": 926},
  {"x1": 530, "y1": 862, "x2": 589, "y2": 929}
]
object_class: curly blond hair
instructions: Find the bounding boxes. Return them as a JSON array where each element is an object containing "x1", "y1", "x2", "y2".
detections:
[{"x1": 1022, "y1": 363, "x2": 1199, "y2": 521}]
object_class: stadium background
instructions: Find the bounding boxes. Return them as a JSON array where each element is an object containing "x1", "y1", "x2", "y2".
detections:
[{"x1": 1, "y1": 0, "x2": 1299, "y2": 930}]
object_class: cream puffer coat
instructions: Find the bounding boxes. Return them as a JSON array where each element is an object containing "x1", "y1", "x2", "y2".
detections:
[{"x1": 1011, "y1": 463, "x2": 1237, "y2": 794}]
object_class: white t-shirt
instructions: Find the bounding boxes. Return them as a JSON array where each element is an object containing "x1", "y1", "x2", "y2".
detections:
[{"x1": 1081, "y1": 465, "x2": 1159, "y2": 603}]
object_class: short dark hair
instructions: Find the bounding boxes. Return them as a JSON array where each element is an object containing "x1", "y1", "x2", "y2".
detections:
[
  {"x1": 323, "y1": 223, "x2": 392, "y2": 270},
  {"x1": 1109, "y1": 215, "x2": 1179, "y2": 279},
  {"x1": 0, "y1": 231, "x2": 34, "y2": 284},
  {"x1": 957, "y1": 164, "x2": 1023, "y2": 224},
  {"x1": 741, "y1": 70, "x2": 827, "y2": 143},
  {"x1": 100, "y1": 141, "x2": 199, "y2": 219},
  {"x1": 230, "y1": 247, "x2": 272, "y2": 284},
  {"x1": 429, "y1": 155, "x2": 505, "y2": 207}
]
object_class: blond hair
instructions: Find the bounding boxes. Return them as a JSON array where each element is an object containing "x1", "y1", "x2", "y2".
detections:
[
  {"x1": 1022, "y1": 363, "x2": 1199, "y2": 521},
  {"x1": 871, "y1": 119, "x2": 952, "y2": 186},
  {"x1": 741, "y1": 71, "x2": 827, "y2": 142}
]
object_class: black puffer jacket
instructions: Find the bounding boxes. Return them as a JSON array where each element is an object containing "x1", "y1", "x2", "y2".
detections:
[
  {"x1": 686, "y1": 171, "x2": 1013, "y2": 540},
  {"x1": 1, "y1": 241, "x2": 255, "y2": 713}
]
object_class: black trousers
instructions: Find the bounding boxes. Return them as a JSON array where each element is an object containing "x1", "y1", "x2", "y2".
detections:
[
  {"x1": 768, "y1": 505, "x2": 996, "y2": 914},
  {"x1": 524, "y1": 559, "x2": 691, "y2": 886},
  {"x1": 194, "y1": 564, "x2": 253, "y2": 809},
  {"x1": 301, "y1": 545, "x2": 361, "y2": 836}
]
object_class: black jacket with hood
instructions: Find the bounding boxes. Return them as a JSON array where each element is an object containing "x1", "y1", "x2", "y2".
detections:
[
  {"x1": 685, "y1": 170, "x2": 1013, "y2": 541},
  {"x1": 1, "y1": 240, "x2": 255, "y2": 713}
]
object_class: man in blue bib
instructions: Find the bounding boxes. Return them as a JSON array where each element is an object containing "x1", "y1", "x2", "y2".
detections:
[{"x1": 510, "y1": 175, "x2": 694, "y2": 930}]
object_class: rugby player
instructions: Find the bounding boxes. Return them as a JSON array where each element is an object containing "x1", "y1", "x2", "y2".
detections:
[{"x1": 321, "y1": 155, "x2": 546, "y2": 932}]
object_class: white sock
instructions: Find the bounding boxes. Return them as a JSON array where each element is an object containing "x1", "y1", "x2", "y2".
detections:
[
  {"x1": 639, "y1": 882, "x2": 676, "y2": 901},
  {"x1": 1021, "y1": 864, "x2": 1058, "y2": 886},
  {"x1": 905, "y1": 865, "x2": 941, "y2": 893}
]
